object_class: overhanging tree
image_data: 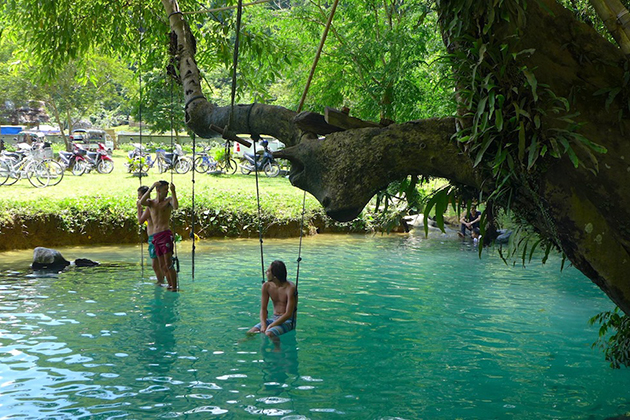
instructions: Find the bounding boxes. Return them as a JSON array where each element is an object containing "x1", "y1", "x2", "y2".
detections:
[
  {"x1": 5, "y1": 0, "x2": 630, "y2": 348},
  {"x1": 161, "y1": 0, "x2": 630, "y2": 317}
]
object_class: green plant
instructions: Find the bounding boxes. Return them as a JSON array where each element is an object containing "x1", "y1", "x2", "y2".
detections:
[{"x1": 590, "y1": 308, "x2": 630, "y2": 369}]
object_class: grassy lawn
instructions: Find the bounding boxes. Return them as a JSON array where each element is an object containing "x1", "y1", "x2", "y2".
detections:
[
  {"x1": 0, "y1": 150, "x2": 322, "y2": 218},
  {"x1": 0, "y1": 150, "x2": 361, "y2": 250}
]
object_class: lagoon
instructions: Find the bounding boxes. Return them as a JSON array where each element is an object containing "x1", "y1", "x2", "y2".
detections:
[{"x1": 0, "y1": 234, "x2": 627, "y2": 419}]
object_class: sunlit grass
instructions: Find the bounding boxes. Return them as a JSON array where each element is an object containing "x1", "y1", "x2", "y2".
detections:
[{"x1": 0, "y1": 150, "x2": 320, "y2": 215}]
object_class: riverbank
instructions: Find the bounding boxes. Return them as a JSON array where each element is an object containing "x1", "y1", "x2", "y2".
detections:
[
  {"x1": 0, "y1": 204, "x2": 369, "y2": 251},
  {"x1": 0, "y1": 153, "x2": 375, "y2": 251}
]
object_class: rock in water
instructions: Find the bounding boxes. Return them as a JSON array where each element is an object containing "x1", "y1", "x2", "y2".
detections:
[
  {"x1": 74, "y1": 258, "x2": 99, "y2": 267},
  {"x1": 32, "y1": 247, "x2": 70, "y2": 270}
]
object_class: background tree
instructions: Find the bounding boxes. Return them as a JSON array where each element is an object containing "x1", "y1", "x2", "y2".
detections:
[
  {"x1": 0, "y1": 36, "x2": 134, "y2": 148},
  {"x1": 5, "y1": 0, "x2": 630, "y2": 365}
]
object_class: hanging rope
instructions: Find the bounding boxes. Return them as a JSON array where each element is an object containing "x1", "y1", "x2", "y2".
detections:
[
  {"x1": 297, "y1": 0, "x2": 340, "y2": 113},
  {"x1": 291, "y1": 191, "x2": 307, "y2": 327},
  {"x1": 138, "y1": 21, "x2": 145, "y2": 274},
  {"x1": 291, "y1": 0, "x2": 339, "y2": 328},
  {"x1": 191, "y1": 132, "x2": 196, "y2": 281},
  {"x1": 224, "y1": 0, "x2": 266, "y2": 283},
  {"x1": 252, "y1": 140, "x2": 265, "y2": 283},
  {"x1": 228, "y1": 0, "x2": 243, "y2": 131},
  {"x1": 169, "y1": 78, "x2": 180, "y2": 273}
]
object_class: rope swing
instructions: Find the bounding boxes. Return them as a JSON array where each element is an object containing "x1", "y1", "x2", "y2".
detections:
[
  {"x1": 219, "y1": 0, "x2": 338, "y2": 331},
  {"x1": 225, "y1": 0, "x2": 268, "y2": 284},
  {"x1": 169, "y1": 78, "x2": 180, "y2": 274},
  {"x1": 291, "y1": 0, "x2": 340, "y2": 328},
  {"x1": 138, "y1": 21, "x2": 146, "y2": 273}
]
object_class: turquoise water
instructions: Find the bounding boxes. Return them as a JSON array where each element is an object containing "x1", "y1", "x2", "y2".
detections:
[{"x1": 0, "y1": 234, "x2": 628, "y2": 419}]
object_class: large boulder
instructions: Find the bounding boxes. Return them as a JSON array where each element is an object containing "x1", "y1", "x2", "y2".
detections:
[{"x1": 32, "y1": 247, "x2": 70, "y2": 270}]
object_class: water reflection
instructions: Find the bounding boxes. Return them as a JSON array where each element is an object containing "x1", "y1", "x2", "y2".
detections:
[
  {"x1": 141, "y1": 287, "x2": 180, "y2": 374},
  {"x1": 259, "y1": 332, "x2": 299, "y2": 387}
]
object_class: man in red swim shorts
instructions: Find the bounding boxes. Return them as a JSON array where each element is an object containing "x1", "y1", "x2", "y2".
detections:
[{"x1": 139, "y1": 180, "x2": 179, "y2": 291}]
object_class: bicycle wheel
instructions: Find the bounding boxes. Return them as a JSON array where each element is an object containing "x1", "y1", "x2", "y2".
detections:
[
  {"x1": 264, "y1": 162, "x2": 281, "y2": 178},
  {"x1": 42, "y1": 159, "x2": 64, "y2": 186},
  {"x1": 4, "y1": 160, "x2": 19, "y2": 185},
  {"x1": 175, "y1": 158, "x2": 192, "y2": 174},
  {"x1": 97, "y1": 159, "x2": 114, "y2": 174},
  {"x1": 27, "y1": 161, "x2": 50, "y2": 188},
  {"x1": 221, "y1": 158, "x2": 238, "y2": 175},
  {"x1": 194, "y1": 156, "x2": 209, "y2": 173},
  {"x1": 72, "y1": 160, "x2": 87, "y2": 176},
  {"x1": 0, "y1": 160, "x2": 10, "y2": 186}
]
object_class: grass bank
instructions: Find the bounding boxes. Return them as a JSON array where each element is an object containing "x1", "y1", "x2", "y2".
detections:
[{"x1": 0, "y1": 151, "x2": 371, "y2": 251}]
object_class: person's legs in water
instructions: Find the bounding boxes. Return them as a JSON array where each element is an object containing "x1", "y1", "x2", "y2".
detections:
[
  {"x1": 148, "y1": 234, "x2": 165, "y2": 284},
  {"x1": 153, "y1": 230, "x2": 178, "y2": 291}
]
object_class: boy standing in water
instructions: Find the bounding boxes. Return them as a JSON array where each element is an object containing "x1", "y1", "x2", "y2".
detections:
[
  {"x1": 137, "y1": 186, "x2": 165, "y2": 285},
  {"x1": 140, "y1": 180, "x2": 179, "y2": 291},
  {"x1": 248, "y1": 260, "x2": 297, "y2": 344}
]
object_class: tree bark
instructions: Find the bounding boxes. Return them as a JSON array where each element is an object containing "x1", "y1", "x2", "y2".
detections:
[
  {"x1": 47, "y1": 97, "x2": 69, "y2": 151},
  {"x1": 589, "y1": 0, "x2": 630, "y2": 55},
  {"x1": 163, "y1": 0, "x2": 630, "y2": 314}
]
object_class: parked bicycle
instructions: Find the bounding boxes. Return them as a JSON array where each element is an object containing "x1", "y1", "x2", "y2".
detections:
[
  {"x1": 0, "y1": 149, "x2": 52, "y2": 187},
  {"x1": 193, "y1": 146, "x2": 220, "y2": 173},
  {"x1": 31, "y1": 141, "x2": 64, "y2": 186}
]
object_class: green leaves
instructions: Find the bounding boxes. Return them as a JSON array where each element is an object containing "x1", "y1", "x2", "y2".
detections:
[
  {"x1": 422, "y1": 185, "x2": 458, "y2": 236},
  {"x1": 589, "y1": 307, "x2": 630, "y2": 369}
]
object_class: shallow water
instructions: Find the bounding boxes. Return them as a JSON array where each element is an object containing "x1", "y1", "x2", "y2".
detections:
[{"x1": 0, "y1": 233, "x2": 628, "y2": 419}]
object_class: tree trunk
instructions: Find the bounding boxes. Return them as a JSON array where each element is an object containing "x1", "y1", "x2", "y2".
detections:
[
  {"x1": 47, "y1": 97, "x2": 69, "y2": 151},
  {"x1": 162, "y1": 0, "x2": 630, "y2": 314},
  {"x1": 589, "y1": 0, "x2": 630, "y2": 55}
]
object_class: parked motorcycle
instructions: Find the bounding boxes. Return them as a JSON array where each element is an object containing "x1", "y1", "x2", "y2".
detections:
[
  {"x1": 240, "y1": 140, "x2": 280, "y2": 177},
  {"x1": 125, "y1": 143, "x2": 157, "y2": 173},
  {"x1": 58, "y1": 144, "x2": 91, "y2": 176},
  {"x1": 156, "y1": 144, "x2": 192, "y2": 174},
  {"x1": 84, "y1": 142, "x2": 114, "y2": 174}
]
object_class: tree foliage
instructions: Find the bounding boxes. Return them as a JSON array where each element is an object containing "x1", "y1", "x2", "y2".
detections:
[{"x1": 5, "y1": 0, "x2": 630, "y2": 366}]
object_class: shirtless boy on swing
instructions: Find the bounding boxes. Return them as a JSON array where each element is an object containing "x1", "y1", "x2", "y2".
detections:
[
  {"x1": 248, "y1": 260, "x2": 297, "y2": 345},
  {"x1": 140, "y1": 180, "x2": 179, "y2": 291}
]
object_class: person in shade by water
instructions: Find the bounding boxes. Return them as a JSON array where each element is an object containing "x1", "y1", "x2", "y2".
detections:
[
  {"x1": 139, "y1": 180, "x2": 179, "y2": 291},
  {"x1": 137, "y1": 185, "x2": 165, "y2": 286},
  {"x1": 458, "y1": 204, "x2": 482, "y2": 238},
  {"x1": 248, "y1": 260, "x2": 297, "y2": 345}
]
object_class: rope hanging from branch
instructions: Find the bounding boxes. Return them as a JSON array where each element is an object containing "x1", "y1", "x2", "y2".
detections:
[
  {"x1": 292, "y1": 0, "x2": 340, "y2": 328},
  {"x1": 297, "y1": 0, "x2": 340, "y2": 113}
]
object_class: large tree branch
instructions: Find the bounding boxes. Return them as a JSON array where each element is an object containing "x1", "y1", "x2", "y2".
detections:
[
  {"x1": 162, "y1": 0, "x2": 303, "y2": 146},
  {"x1": 162, "y1": 0, "x2": 630, "y2": 314},
  {"x1": 276, "y1": 117, "x2": 480, "y2": 221}
]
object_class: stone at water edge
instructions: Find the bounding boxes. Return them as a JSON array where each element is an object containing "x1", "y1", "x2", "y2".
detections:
[
  {"x1": 74, "y1": 258, "x2": 99, "y2": 267},
  {"x1": 32, "y1": 247, "x2": 70, "y2": 270}
]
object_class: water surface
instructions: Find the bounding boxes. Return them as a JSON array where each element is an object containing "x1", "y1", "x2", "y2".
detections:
[{"x1": 0, "y1": 234, "x2": 627, "y2": 419}]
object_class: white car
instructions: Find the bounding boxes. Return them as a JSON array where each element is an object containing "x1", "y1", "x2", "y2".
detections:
[
  {"x1": 233, "y1": 137, "x2": 284, "y2": 158},
  {"x1": 70, "y1": 129, "x2": 114, "y2": 154}
]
